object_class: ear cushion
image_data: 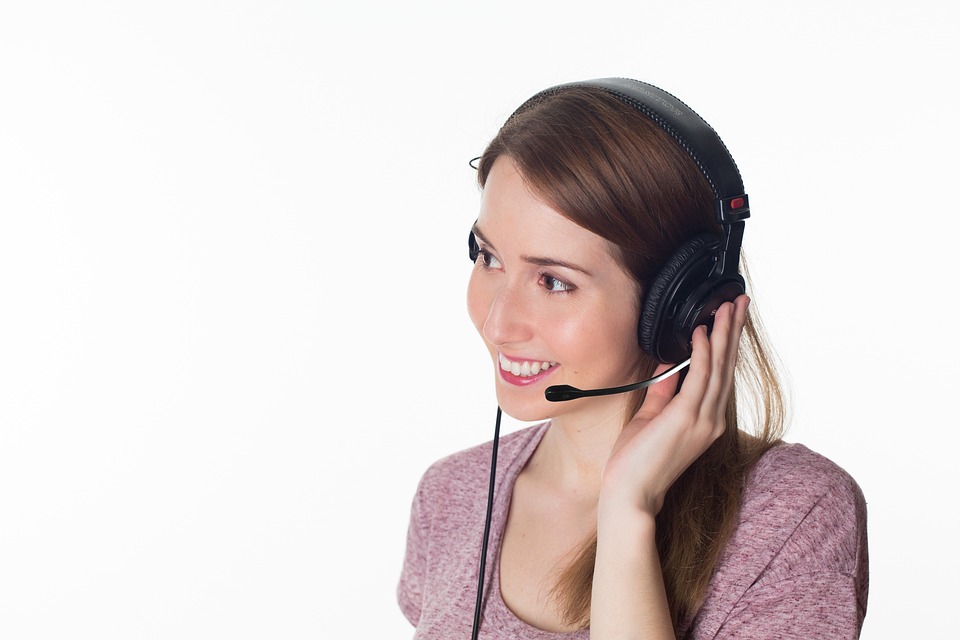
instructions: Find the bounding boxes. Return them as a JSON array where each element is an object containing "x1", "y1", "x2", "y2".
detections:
[
  {"x1": 468, "y1": 230, "x2": 480, "y2": 262},
  {"x1": 638, "y1": 233, "x2": 718, "y2": 358}
]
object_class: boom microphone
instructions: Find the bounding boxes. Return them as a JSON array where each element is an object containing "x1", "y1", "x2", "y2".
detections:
[{"x1": 544, "y1": 359, "x2": 691, "y2": 402}]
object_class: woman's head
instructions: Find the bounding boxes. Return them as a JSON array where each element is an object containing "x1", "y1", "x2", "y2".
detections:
[
  {"x1": 469, "y1": 86, "x2": 732, "y2": 419},
  {"x1": 468, "y1": 84, "x2": 727, "y2": 419}
]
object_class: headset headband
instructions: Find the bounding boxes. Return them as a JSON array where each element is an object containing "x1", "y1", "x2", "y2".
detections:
[{"x1": 511, "y1": 78, "x2": 751, "y2": 226}]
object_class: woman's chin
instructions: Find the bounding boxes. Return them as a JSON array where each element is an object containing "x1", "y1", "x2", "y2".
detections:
[
  {"x1": 493, "y1": 389, "x2": 554, "y2": 423},
  {"x1": 503, "y1": 408, "x2": 552, "y2": 423}
]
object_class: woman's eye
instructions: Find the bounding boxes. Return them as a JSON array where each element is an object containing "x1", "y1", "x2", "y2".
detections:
[
  {"x1": 476, "y1": 249, "x2": 502, "y2": 269},
  {"x1": 540, "y1": 273, "x2": 573, "y2": 293}
]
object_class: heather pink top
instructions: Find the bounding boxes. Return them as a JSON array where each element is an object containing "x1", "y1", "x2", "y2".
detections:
[{"x1": 398, "y1": 422, "x2": 868, "y2": 639}]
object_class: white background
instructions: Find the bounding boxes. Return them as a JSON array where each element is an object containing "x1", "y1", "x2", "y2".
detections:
[{"x1": 1, "y1": 1, "x2": 956, "y2": 638}]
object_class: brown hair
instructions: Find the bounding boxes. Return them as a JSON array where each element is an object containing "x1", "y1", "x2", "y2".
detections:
[{"x1": 476, "y1": 86, "x2": 787, "y2": 631}]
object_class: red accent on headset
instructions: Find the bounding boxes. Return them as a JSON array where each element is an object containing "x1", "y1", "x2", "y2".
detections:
[{"x1": 730, "y1": 197, "x2": 744, "y2": 209}]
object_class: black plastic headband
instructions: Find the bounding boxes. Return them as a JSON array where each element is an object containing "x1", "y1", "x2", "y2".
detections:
[{"x1": 511, "y1": 78, "x2": 750, "y2": 225}]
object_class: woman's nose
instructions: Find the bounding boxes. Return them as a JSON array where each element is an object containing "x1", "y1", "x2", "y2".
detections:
[{"x1": 482, "y1": 282, "x2": 534, "y2": 348}]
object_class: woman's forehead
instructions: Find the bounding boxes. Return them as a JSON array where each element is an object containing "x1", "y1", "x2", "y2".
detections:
[{"x1": 477, "y1": 158, "x2": 628, "y2": 277}]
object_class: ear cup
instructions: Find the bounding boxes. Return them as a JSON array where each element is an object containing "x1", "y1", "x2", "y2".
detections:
[
  {"x1": 638, "y1": 233, "x2": 719, "y2": 361},
  {"x1": 468, "y1": 230, "x2": 480, "y2": 262}
]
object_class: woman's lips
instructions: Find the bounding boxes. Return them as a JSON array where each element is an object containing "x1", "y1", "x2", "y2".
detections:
[{"x1": 498, "y1": 353, "x2": 559, "y2": 387}]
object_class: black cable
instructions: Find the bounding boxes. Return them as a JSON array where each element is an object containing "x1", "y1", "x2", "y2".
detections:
[{"x1": 470, "y1": 406, "x2": 502, "y2": 640}]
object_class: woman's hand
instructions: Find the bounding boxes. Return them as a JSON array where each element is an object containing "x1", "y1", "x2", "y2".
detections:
[{"x1": 600, "y1": 295, "x2": 750, "y2": 516}]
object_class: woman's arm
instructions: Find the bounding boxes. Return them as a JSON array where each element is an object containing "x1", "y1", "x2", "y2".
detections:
[
  {"x1": 591, "y1": 502, "x2": 674, "y2": 638},
  {"x1": 590, "y1": 296, "x2": 750, "y2": 639}
]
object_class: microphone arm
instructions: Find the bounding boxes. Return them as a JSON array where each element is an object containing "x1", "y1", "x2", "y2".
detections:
[{"x1": 544, "y1": 359, "x2": 691, "y2": 402}]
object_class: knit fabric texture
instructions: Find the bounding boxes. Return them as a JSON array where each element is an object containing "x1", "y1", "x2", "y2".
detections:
[{"x1": 398, "y1": 422, "x2": 868, "y2": 639}]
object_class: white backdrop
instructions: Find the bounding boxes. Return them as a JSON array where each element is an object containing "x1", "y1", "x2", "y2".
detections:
[{"x1": 1, "y1": 1, "x2": 956, "y2": 638}]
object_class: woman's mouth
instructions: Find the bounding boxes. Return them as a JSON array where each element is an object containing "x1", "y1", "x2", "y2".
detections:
[{"x1": 498, "y1": 353, "x2": 559, "y2": 386}]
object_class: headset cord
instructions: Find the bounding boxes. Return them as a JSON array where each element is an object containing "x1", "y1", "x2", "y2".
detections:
[{"x1": 470, "y1": 406, "x2": 502, "y2": 640}]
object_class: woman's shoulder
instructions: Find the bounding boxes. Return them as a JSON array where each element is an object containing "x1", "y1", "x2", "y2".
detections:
[
  {"x1": 749, "y1": 441, "x2": 862, "y2": 489},
  {"x1": 736, "y1": 441, "x2": 867, "y2": 571},
  {"x1": 688, "y1": 443, "x2": 869, "y2": 636},
  {"x1": 743, "y1": 441, "x2": 866, "y2": 519}
]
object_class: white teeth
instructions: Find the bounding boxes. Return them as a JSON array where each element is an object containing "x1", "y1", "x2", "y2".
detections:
[{"x1": 499, "y1": 353, "x2": 558, "y2": 378}]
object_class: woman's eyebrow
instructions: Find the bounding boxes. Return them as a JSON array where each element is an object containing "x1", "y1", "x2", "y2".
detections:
[
  {"x1": 521, "y1": 254, "x2": 593, "y2": 277},
  {"x1": 471, "y1": 224, "x2": 494, "y2": 250},
  {"x1": 471, "y1": 224, "x2": 593, "y2": 276}
]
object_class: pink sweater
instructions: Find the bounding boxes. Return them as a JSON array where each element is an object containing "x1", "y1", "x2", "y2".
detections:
[{"x1": 398, "y1": 422, "x2": 868, "y2": 639}]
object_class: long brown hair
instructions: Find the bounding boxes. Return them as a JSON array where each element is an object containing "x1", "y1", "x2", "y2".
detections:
[{"x1": 476, "y1": 86, "x2": 787, "y2": 631}]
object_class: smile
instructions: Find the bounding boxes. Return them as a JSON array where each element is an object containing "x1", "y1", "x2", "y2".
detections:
[{"x1": 498, "y1": 353, "x2": 558, "y2": 378}]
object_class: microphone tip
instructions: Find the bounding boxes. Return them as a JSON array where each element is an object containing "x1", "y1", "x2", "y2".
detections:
[{"x1": 544, "y1": 384, "x2": 580, "y2": 402}]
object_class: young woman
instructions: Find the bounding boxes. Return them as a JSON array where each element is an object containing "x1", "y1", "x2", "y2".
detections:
[{"x1": 398, "y1": 79, "x2": 868, "y2": 639}]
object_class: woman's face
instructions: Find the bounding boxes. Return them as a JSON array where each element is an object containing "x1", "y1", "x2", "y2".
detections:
[{"x1": 467, "y1": 157, "x2": 644, "y2": 422}]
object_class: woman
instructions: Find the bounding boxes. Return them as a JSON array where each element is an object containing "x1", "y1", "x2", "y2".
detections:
[{"x1": 398, "y1": 78, "x2": 868, "y2": 639}]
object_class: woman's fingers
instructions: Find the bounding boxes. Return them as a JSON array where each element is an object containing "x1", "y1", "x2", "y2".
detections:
[
  {"x1": 634, "y1": 295, "x2": 750, "y2": 429},
  {"x1": 672, "y1": 320, "x2": 711, "y2": 409},
  {"x1": 634, "y1": 362, "x2": 681, "y2": 420},
  {"x1": 718, "y1": 296, "x2": 749, "y2": 406},
  {"x1": 701, "y1": 296, "x2": 749, "y2": 421},
  {"x1": 700, "y1": 300, "x2": 735, "y2": 420},
  {"x1": 672, "y1": 295, "x2": 749, "y2": 424}
]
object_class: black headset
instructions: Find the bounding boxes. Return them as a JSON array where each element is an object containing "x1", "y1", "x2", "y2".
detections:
[{"x1": 468, "y1": 77, "x2": 750, "y2": 364}]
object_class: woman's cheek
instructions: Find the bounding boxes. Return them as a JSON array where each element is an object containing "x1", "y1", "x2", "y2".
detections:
[{"x1": 466, "y1": 271, "x2": 490, "y2": 337}]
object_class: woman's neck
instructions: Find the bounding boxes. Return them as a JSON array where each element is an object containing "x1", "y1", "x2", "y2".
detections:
[{"x1": 529, "y1": 399, "x2": 633, "y2": 493}]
